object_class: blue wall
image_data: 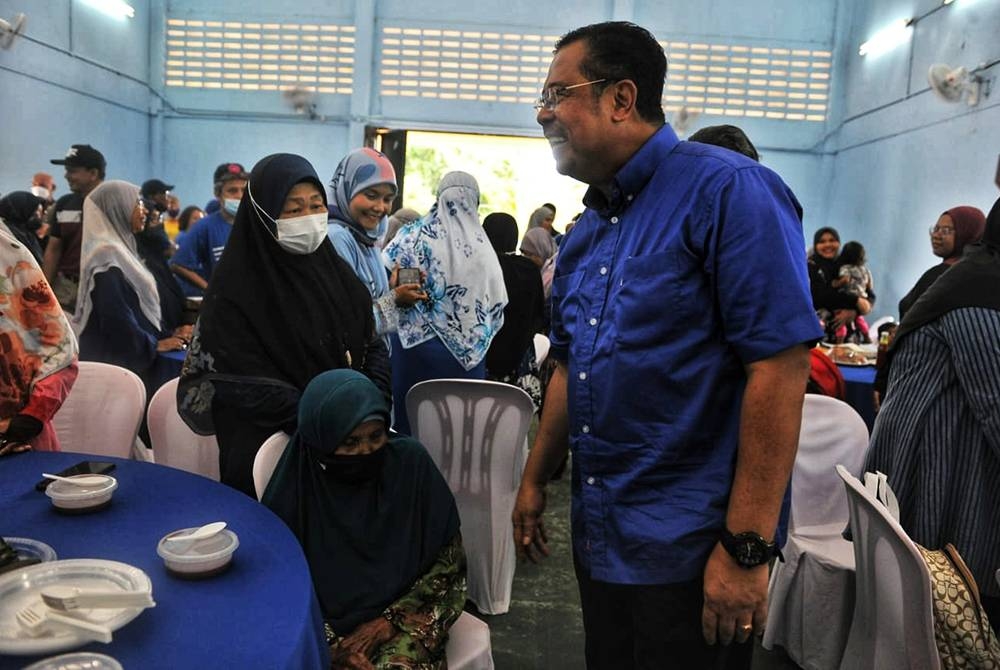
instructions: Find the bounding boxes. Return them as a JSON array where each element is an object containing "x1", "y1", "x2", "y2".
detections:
[
  {"x1": 0, "y1": 0, "x2": 153, "y2": 193},
  {"x1": 822, "y1": 0, "x2": 1000, "y2": 320}
]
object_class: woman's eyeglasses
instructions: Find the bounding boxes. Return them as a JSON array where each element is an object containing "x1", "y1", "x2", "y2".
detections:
[
  {"x1": 533, "y1": 79, "x2": 608, "y2": 111},
  {"x1": 928, "y1": 225, "x2": 955, "y2": 235}
]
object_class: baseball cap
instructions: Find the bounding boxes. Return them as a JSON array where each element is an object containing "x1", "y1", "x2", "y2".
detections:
[
  {"x1": 141, "y1": 179, "x2": 175, "y2": 197},
  {"x1": 50, "y1": 144, "x2": 107, "y2": 171},
  {"x1": 213, "y1": 162, "x2": 249, "y2": 185}
]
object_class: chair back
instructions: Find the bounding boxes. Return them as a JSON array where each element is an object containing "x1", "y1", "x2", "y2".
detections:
[
  {"x1": 790, "y1": 394, "x2": 869, "y2": 532},
  {"x1": 146, "y1": 378, "x2": 220, "y2": 480},
  {"x1": 532, "y1": 333, "x2": 550, "y2": 367},
  {"x1": 445, "y1": 611, "x2": 494, "y2": 670},
  {"x1": 252, "y1": 431, "x2": 290, "y2": 501},
  {"x1": 836, "y1": 465, "x2": 940, "y2": 670},
  {"x1": 51, "y1": 361, "x2": 146, "y2": 459},
  {"x1": 406, "y1": 379, "x2": 534, "y2": 614}
]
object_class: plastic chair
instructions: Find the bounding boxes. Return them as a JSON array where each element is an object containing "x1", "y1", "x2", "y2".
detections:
[
  {"x1": 836, "y1": 465, "x2": 940, "y2": 670},
  {"x1": 445, "y1": 611, "x2": 494, "y2": 669},
  {"x1": 146, "y1": 378, "x2": 220, "y2": 480},
  {"x1": 406, "y1": 379, "x2": 535, "y2": 615},
  {"x1": 532, "y1": 333, "x2": 550, "y2": 368},
  {"x1": 789, "y1": 395, "x2": 869, "y2": 533},
  {"x1": 51, "y1": 361, "x2": 146, "y2": 459},
  {"x1": 763, "y1": 395, "x2": 870, "y2": 667},
  {"x1": 252, "y1": 431, "x2": 290, "y2": 501}
]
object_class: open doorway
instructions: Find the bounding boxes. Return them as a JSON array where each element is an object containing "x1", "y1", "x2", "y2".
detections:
[{"x1": 366, "y1": 127, "x2": 588, "y2": 236}]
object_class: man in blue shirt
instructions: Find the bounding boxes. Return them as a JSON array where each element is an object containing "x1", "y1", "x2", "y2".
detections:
[
  {"x1": 170, "y1": 162, "x2": 248, "y2": 292},
  {"x1": 512, "y1": 22, "x2": 822, "y2": 668}
]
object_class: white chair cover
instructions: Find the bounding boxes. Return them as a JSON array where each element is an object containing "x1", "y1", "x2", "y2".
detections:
[
  {"x1": 146, "y1": 378, "x2": 220, "y2": 480},
  {"x1": 51, "y1": 361, "x2": 146, "y2": 459},
  {"x1": 445, "y1": 611, "x2": 494, "y2": 670},
  {"x1": 836, "y1": 465, "x2": 940, "y2": 670},
  {"x1": 406, "y1": 379, "x2": 534, "y2": 615},
  {"x1": 532, "y1": 333, "x2": 550, "y2": 368},
  {"x1": 763, "y1": 394, "x2": 870, "y2": 668},
  {"x1": 252, "y1": 431, "x2": 290, "y2": 501}
]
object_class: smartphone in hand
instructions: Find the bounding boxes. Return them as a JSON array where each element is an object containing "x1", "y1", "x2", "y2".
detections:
[
  {"x1": 35, "y1": 461, "x2": 116, "y2": 491},
  {"x1": 397, "y1": 268, "x2": 421, "y2": 286}
]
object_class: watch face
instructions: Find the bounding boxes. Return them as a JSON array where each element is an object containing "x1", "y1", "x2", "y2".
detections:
[{"x1": 735, "y1": 539, "x2": 766, "y2": 566}]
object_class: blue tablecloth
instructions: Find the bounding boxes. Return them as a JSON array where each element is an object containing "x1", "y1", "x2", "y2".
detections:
[
  {"x1": 838, "y1": 364, "x2": 876, "y2": 430},
  {"x1": 0, "y1": 452, "x2": 328, "y2": 669}
]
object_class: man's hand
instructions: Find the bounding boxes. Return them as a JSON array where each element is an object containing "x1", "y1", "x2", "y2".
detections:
[
  {"x1": 701, "y1": 543, "x2": 768, "y2": 646},
  {"x1": 512, "y1": 482, "x2": 550, "y2": 563},
  {"x1": 338, "y1": 617, "x2": 395, "y2": 658}
]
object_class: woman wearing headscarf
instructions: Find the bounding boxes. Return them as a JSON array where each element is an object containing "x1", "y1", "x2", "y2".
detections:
[
  {"x1": 519, "y1": 226, "x2": 557, "y2": 269},
  {"x1": 0, "y1": 191, "x2": 46, "y2": 265},
  {"x1": 897, "y1": 205, "x2": 986, "y2": 320},
  {"x1": 864, "y1": 196, "x2": 1000, "y2": 633},
  {"x1": 527, "y1": 205, "x2": 556, "y2": 234},
  {"x1": 482, "y1": 212, "x2": 544, "y2": 382},
  {"x1": 263, "y1": 369, "x2": 465, "y2": 670},
  {"x1": 0, "y1": 229, "x2": 78, "y2": 455},
  {"x1": 383, "y1": 207, "x2": 421, "y2": 248},
  {"x1": 807, "y1": 226, "x2": 874, "y2": 342},
  {"x1": 383, "y1": 172, "x2": 507, "y2": 434},
  {"x1": 178, "y1": 153, "x2": 389, "y2": 497},
  {"x1": 327, "y1": 149, "x2": 426, "y2": 343},
  {"x1": 73, "y1": 181, "x2": 187, "y2": 395}
]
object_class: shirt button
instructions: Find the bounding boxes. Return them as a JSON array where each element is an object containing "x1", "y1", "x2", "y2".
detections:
[
  {"x1": 589, "y1": 317, "x2": 597, "y2": 326},
  {"x1": 579, "y1": 372, "x2": 587, "y2": 380},
  {"x1": 586, "y1": 476, "x2": 596, "y2": 485},
  {"x1": 582, "y1": 424, "x2": 590, "y2": 434},
  {"x1": 610, "y1": 216, "x2": 619, "y2": 224},
  {"x1": 600, "y1": 266, "x2": 608, "y2": 275},
  {"x1": 626, "y1": 194, "x2": 634, "y2": 201}
]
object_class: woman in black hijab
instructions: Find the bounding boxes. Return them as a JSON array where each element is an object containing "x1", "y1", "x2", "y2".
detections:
[
  {"x1": 0, "y1": 192, "x2": 45, "y2": 265},
  {"x1": 178, "y1": 153, "x2": 390, "y2": 496},
  {"x1": 263, "y1": 369, "x2": 464, "y2": 669},
  {"x1": 808, "y1": 226, "x2": 874, "y2": 342},
  {"x1": 483, "y1": 212, "x2": 544, "y2": 381}
]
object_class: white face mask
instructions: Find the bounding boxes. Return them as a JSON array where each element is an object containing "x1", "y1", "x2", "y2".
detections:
[
  {"x1": 271, "y1": 213, "x2": 328, "y2": 255},
  {"x1": 223, "y1": 198, "x2": 241, "y2": 217},
  {"x1": 247, "y1": 181, "x2": 328, "y2": 255},
  {"x1": 30, "y1": 186, "x2": 51, "y2": 200}
]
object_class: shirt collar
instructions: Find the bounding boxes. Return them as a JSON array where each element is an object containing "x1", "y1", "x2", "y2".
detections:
[{"x1": 582, "y1": 124, "x2": 679, "y2": 217}]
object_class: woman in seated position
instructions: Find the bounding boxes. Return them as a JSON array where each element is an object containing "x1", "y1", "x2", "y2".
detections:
[
  {"x1": 0, "y1": 229, "x2": 78, "y2": 455},
  {"x1": 263, "y1": 369, "x2": 465, "y2": 670},
  {"x1": 73, "y1": 181, "x2": 188, "y2": 395},
  {"x1": 327, "y1": 148, "x2": 426, "y2": 344},
  {"x1": 178, "y1": 153, "x2": 389, "y2": 497},
  {"x1": 382, "y1": 171, "x2": 507, "y2": 434}
]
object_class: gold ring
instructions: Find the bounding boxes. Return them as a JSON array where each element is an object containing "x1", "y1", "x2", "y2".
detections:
[{"x1": 741, "y1": 624, "x2": 753, "y2": 632}]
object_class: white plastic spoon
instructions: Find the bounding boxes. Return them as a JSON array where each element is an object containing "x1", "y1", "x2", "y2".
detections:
[
  {"x1": 41, "y1": 472, "x2": 112, "y2": 487},
  {"x1": 164, "y1": 521, "x2": 227, "y2": 543}
]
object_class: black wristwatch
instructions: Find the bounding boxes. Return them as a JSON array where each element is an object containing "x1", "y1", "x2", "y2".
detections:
[{"x1": 720, "y1": 528, "x2": 783, "y2": 568}]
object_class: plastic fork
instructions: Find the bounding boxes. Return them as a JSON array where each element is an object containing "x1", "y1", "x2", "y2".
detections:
[
  {"x1": 15, "y1": 601, "x2": 113, "y2": 643},
  {"x1": 40, "y1": 585, "x2": 155, "y2": 611}
]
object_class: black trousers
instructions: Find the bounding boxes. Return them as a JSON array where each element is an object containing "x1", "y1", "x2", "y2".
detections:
[{"x1": 574, "y1": 555, "x2": 753, "y2": 670}]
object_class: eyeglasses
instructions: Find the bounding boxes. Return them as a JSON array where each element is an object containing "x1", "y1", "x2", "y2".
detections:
[
  {"x1": 533, "y1": 79, "x2": 608, "y2": 111},
  {"x1": 928, "y1": 225, "x2": 955, "y2": 235}
]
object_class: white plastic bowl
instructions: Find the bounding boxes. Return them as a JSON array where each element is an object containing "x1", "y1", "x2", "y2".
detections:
[
  {"x1": 156, "y1": 527, "x2": 239, "y2": 579},
  {"x1": 44, "y1": 475, "x2": 117, "y2": 513}
]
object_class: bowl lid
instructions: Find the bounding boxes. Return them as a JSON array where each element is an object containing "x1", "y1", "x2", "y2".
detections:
[
  {"x1": 157, "y1": 528, "x2": 239, "y2": 563},
  {"x1": 44, "y1": 475, "x2": 117, "y2": 500}
]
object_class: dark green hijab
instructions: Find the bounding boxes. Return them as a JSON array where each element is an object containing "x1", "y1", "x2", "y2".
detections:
[{"x1": 262, "y1": 369, "x2": 460, "y2": 635}]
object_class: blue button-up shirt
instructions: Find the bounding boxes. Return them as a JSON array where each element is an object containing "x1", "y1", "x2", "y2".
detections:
[{"x1": 551, "y1": 124, "x2": 822, "y2": 584}]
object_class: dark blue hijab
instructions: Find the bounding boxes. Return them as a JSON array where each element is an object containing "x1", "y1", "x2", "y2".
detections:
[{"x1": 262, "y1": 369, "x2": 460, "y2": 635}]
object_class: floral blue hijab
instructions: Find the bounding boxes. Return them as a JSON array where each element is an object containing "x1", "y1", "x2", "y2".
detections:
[{"x1": 383, "y1": 172, "x2": 507, "y2": 371}]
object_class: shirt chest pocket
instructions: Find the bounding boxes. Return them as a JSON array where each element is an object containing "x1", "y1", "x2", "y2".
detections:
[{"x1": 613, "y1": 249, "x2": 702, "y2": 350}]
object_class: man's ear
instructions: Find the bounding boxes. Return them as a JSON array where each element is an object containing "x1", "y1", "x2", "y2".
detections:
[{"x1": 609, "y1": 80, "x2": 638, "y2": 122}]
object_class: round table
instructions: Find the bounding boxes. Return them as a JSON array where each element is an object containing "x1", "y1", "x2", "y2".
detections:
[
  {"x1": 0, "y1": 452, "x2": 328, "y2": 669},
  {"x1": 837, "y1": 364, "x2": 876, "y2": 430}
]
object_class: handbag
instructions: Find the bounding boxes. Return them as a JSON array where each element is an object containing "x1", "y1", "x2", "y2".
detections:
[{"x1": 916, "y1": 543, "x2": 1000, "y2": 669}]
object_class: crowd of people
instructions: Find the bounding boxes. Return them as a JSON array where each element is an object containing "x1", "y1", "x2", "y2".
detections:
[{"x1": 1, "y1": 17, "x2": 998, "y2": 670}]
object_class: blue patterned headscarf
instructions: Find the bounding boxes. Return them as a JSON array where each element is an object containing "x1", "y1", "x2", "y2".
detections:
[
  {"x1": 328, "y1": 148, "x2": 397, "y2": 245},
  {"x1": 383, "y1": 172, "x2": 507, "y2": 370}
]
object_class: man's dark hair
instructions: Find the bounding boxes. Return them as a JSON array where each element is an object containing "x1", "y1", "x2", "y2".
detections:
[
  {"x1": 555, "y1": 22, "x2": 666, "y2": 124},
  {"x1": 689, "y1": 125, "x2": 760, "y2": 162}
]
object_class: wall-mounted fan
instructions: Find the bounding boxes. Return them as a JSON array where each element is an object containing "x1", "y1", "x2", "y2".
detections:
[
  {"x1": 282, "y1": 86, "x2": 320, "y2": 120},
  {"x1": 927, "y1": 63, "x2": 986, "y2": 106},
  {"x1": 0, "y1": 13, "x2": 27, "y2": 50}
]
